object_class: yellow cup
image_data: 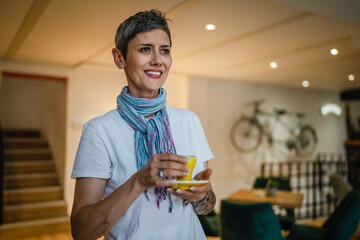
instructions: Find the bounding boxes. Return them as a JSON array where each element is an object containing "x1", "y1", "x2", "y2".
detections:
[{"x1": 177, "y1": 155, "x2": 196, "y2": 181}]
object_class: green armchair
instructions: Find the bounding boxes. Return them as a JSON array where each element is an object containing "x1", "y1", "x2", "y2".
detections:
[
  {"x1": 287, "y1": 190, "x2": 360, "y2": 240},
  {"x1": 220, "y1": 200, "x2": 284, "y2": 240},
  {"x1": 197, "y1": 210, "x2": 220, "y2": 236}
]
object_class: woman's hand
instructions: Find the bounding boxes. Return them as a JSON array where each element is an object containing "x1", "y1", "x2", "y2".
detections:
[
  {"x1": 167, "y1": 168, "x2": 212, "y2": 202},
  {"x1": 167, "y1": 166, "x2": 216, "y2": 215},
  {"x1": 135, "y1": 153, "x2": 190, "y2": 190}
]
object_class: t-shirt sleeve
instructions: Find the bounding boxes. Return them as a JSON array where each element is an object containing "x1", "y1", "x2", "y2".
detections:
[{"x1": 71, "y1": 123, "x2": 112, "y2": 179}]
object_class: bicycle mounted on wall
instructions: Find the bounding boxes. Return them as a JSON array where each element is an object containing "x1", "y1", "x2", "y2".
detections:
[{"x1": 230, "y1": 99, "x2": 317, "y2": 157}]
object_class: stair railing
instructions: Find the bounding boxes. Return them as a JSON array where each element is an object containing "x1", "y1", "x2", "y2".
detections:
[{"x1": 0, "y1": 121, "x2": 4, "y2": 224}]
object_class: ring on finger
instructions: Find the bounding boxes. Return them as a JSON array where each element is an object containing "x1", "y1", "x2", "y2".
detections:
[{"x1": 158, "y1": 169, "x2": 165, "y2": 178}]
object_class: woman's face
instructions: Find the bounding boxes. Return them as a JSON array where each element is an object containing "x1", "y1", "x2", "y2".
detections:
[{"x1": 122, "y1": 29, "x2": 172, "y2": 98}]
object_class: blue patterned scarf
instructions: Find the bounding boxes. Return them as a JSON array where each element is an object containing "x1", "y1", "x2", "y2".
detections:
[{"x1": 117, "y1": 86, "x2": 176, "y2": 212}]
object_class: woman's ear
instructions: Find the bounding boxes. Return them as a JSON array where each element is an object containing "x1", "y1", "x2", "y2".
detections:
[{"x1": 112, "y1": 48, "x2": 126, "y2": 69}]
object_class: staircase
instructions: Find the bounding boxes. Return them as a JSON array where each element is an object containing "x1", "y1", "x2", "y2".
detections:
[{"x1": 0, "y1": 130, "x2": 70, "y2": 239}]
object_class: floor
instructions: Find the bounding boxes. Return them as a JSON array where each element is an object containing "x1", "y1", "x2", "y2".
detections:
[
  {"x1": 11, "y1": 232, "x2": 73, "y2": 240},
  {"x1": 11, "y1": 232, "x2": 220, "y2": 240},
  {"x1": 10, "y1": 232, "x2": 360, "y2": 240},
  {"x1": 10, "y1": 223, "x2": 360, "y2": 240}
]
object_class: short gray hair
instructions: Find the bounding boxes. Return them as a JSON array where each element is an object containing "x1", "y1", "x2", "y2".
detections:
[{"x1": 115, "y1": 9, "x2": 172, "y2": 59}]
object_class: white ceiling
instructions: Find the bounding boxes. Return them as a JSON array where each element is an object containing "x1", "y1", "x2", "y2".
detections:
[{"x1": 1, "y1": 0, "x2": 360, "y2": 91}]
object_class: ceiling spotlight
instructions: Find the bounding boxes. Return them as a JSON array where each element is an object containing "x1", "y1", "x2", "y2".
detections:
[
  {"x1": 330, "y1": 48, "x2": 339, "y2": 55},
  {"x1": 269, "y1": 61, "x2": 278, "y2": 69},
  {"x1": 348, "y1": 74, "x2": 355, "y2": 81},
  {"x1": 205, "y1": 24, "x2": 216, "y2": 31},
  {"x1": 302, "y1": 80, "x2": 310, "y2": 88}
]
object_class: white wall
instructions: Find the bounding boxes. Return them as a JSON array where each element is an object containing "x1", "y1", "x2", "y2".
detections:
[
  {"x1": 1, "y1": 78, "x2": 43, "y2": 129},
  {"x1": 41, "y1": 81, "x2": 67, "y2": 186}
]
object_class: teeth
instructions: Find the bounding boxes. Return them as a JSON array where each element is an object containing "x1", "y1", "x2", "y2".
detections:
[{"x1": 145, "y1": 71, "x2": 161, "y2": 75}]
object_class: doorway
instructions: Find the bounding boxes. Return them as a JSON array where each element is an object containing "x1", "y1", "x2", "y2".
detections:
[{"x1": 0, "y1": 71, "x2": 67, "y2": 187}]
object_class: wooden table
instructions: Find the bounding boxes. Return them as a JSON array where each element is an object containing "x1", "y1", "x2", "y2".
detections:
[{"x1": 227, "y1": 188, "x2": 304, "y2": 208}]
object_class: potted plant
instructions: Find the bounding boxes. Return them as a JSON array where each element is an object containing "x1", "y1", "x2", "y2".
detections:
[{"x1": 268, "y1": 179, "x2": 279, "y2": 196}]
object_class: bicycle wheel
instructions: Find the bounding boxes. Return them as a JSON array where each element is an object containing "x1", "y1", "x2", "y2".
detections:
[
  {"x1": 295, "y1": 125, "x2": 317, "y2": 157},
  {"x1": 230, "y1": 117, "x2": 262, "y2": 152}
]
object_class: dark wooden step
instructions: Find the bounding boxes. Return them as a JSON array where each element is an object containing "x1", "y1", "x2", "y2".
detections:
[
  {"x1": 4, "y1": 137, "x2": 48, "y2": 149},
  {"x1": 4, "y1": 148, "x2": 52, "y2": 161},
  {"x1": 3, "y1": 200, "x2": 67, "y2": 223},
  {"x1": 2, "y1": 130, "x2": 41, "y2": 138},
  {"x1": 4, "y1": 160, "x2": 56, "y2": 174},
  {"x1": 0, "y1": 129, "x2": 69, "y2": 239},
  {"x1": 4, "y1": 172, "x2": 59, "y2": 189},
  {"x1": 3, "y1": 186, "x2": 63, "y2": 205},
  {"x1": 0, "y1": 216, "x2": 70, "y2": 240}
]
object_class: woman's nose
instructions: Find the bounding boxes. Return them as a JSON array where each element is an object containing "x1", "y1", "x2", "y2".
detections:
[{"x1": 150, "y1": 52, "x2": 162, "y2": 66}]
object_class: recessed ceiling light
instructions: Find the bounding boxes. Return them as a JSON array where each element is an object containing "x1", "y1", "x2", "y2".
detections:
[
  {"x1": 302, "y1": 80, "x2": 310, "y2": 88},
  {"x1": 205, "y1": 24, "x2": 216, "y2": 31},
  {"x1": 330, "y1": 48, "x2": 339, "y2": 55},
  {"x1": 348, "y1": 74, "x2": 355, "y2": 81},
  {"x1": 269, "y1": 61, "x2": 278, "y2": 69}
]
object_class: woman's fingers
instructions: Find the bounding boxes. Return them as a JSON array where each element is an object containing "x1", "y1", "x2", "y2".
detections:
[
  {"x1": 155, "y1": 178, "x2": 176, "y2": 187},
  {"x1": 150, "y1": 154, "x2": 190, "y2": 179},
  {"x1": 194, "y1": 169, "x2": 212, "y2": 180},
  {"x1": 156, "y1": 153, "x2": 188, "y2": 163},
  {"x1": 161, "y1": 164, "x2": 190, "y2": 178},
  {"x1": 167, "y1": 183, "x2": 210, "y2": 202},
  {"x1": 167, "y1": 188, "x2": 207, "y2": 202},
  {"x1": 137, "y1": 153, "x2": 190, "y2": 189}
]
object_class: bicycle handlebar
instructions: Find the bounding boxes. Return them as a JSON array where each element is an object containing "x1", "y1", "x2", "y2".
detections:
[
  {"x1": 246, "y1": 99, "x2": 305, "y2": 119},
  {"x1": 273, "y1": 108, "x2": 305, "y2": 118},
  {"x1": 245, "y1": 99, "x2": 266, "y2": 109}
]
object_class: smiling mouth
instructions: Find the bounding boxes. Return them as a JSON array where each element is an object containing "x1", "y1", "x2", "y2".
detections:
[{"x1": 144, "y1": 70, "x2": 162, "y2": 76}]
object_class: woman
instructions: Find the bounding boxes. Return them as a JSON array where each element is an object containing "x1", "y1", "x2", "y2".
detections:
[{"x1": 71, "y1": 9, "x2": 215, "y2": 240}]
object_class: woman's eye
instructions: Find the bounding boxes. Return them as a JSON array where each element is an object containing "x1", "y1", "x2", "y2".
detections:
[
  {"x1": 140, "y1": 47, "x2": 151, "y2": 52},
  {"x1": 161, "y1": 49, "x2": 170, "y2": 54}
]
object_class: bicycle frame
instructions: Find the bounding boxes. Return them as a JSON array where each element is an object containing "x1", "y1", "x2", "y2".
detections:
[
  {"x1": 231, "y1": 99, "x2": 317, "y2": 156},
  {"x1": 251, "y1": 106, "x2": 302, "y2": 148}
]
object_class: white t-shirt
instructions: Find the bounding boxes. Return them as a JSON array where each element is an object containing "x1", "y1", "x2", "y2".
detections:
[{"x1": 72, "y1": 106, "x2": 214, "y2": 240}]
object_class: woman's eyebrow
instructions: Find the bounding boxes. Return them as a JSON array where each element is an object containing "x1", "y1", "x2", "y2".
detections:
[
  {"x1": 138, "y1": 43, "x2": 171, "y2": 48},
  {"x1": 138, "y1": 43, "x2": 153, "y2": 47}
]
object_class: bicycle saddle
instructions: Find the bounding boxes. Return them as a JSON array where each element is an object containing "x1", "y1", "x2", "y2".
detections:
[
  {"x1": 297, "y1": 113, "x2": 305, "y2": 118},
  {"x1": 274, "y1": 109, "x2": 287, "y2": 115}
]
